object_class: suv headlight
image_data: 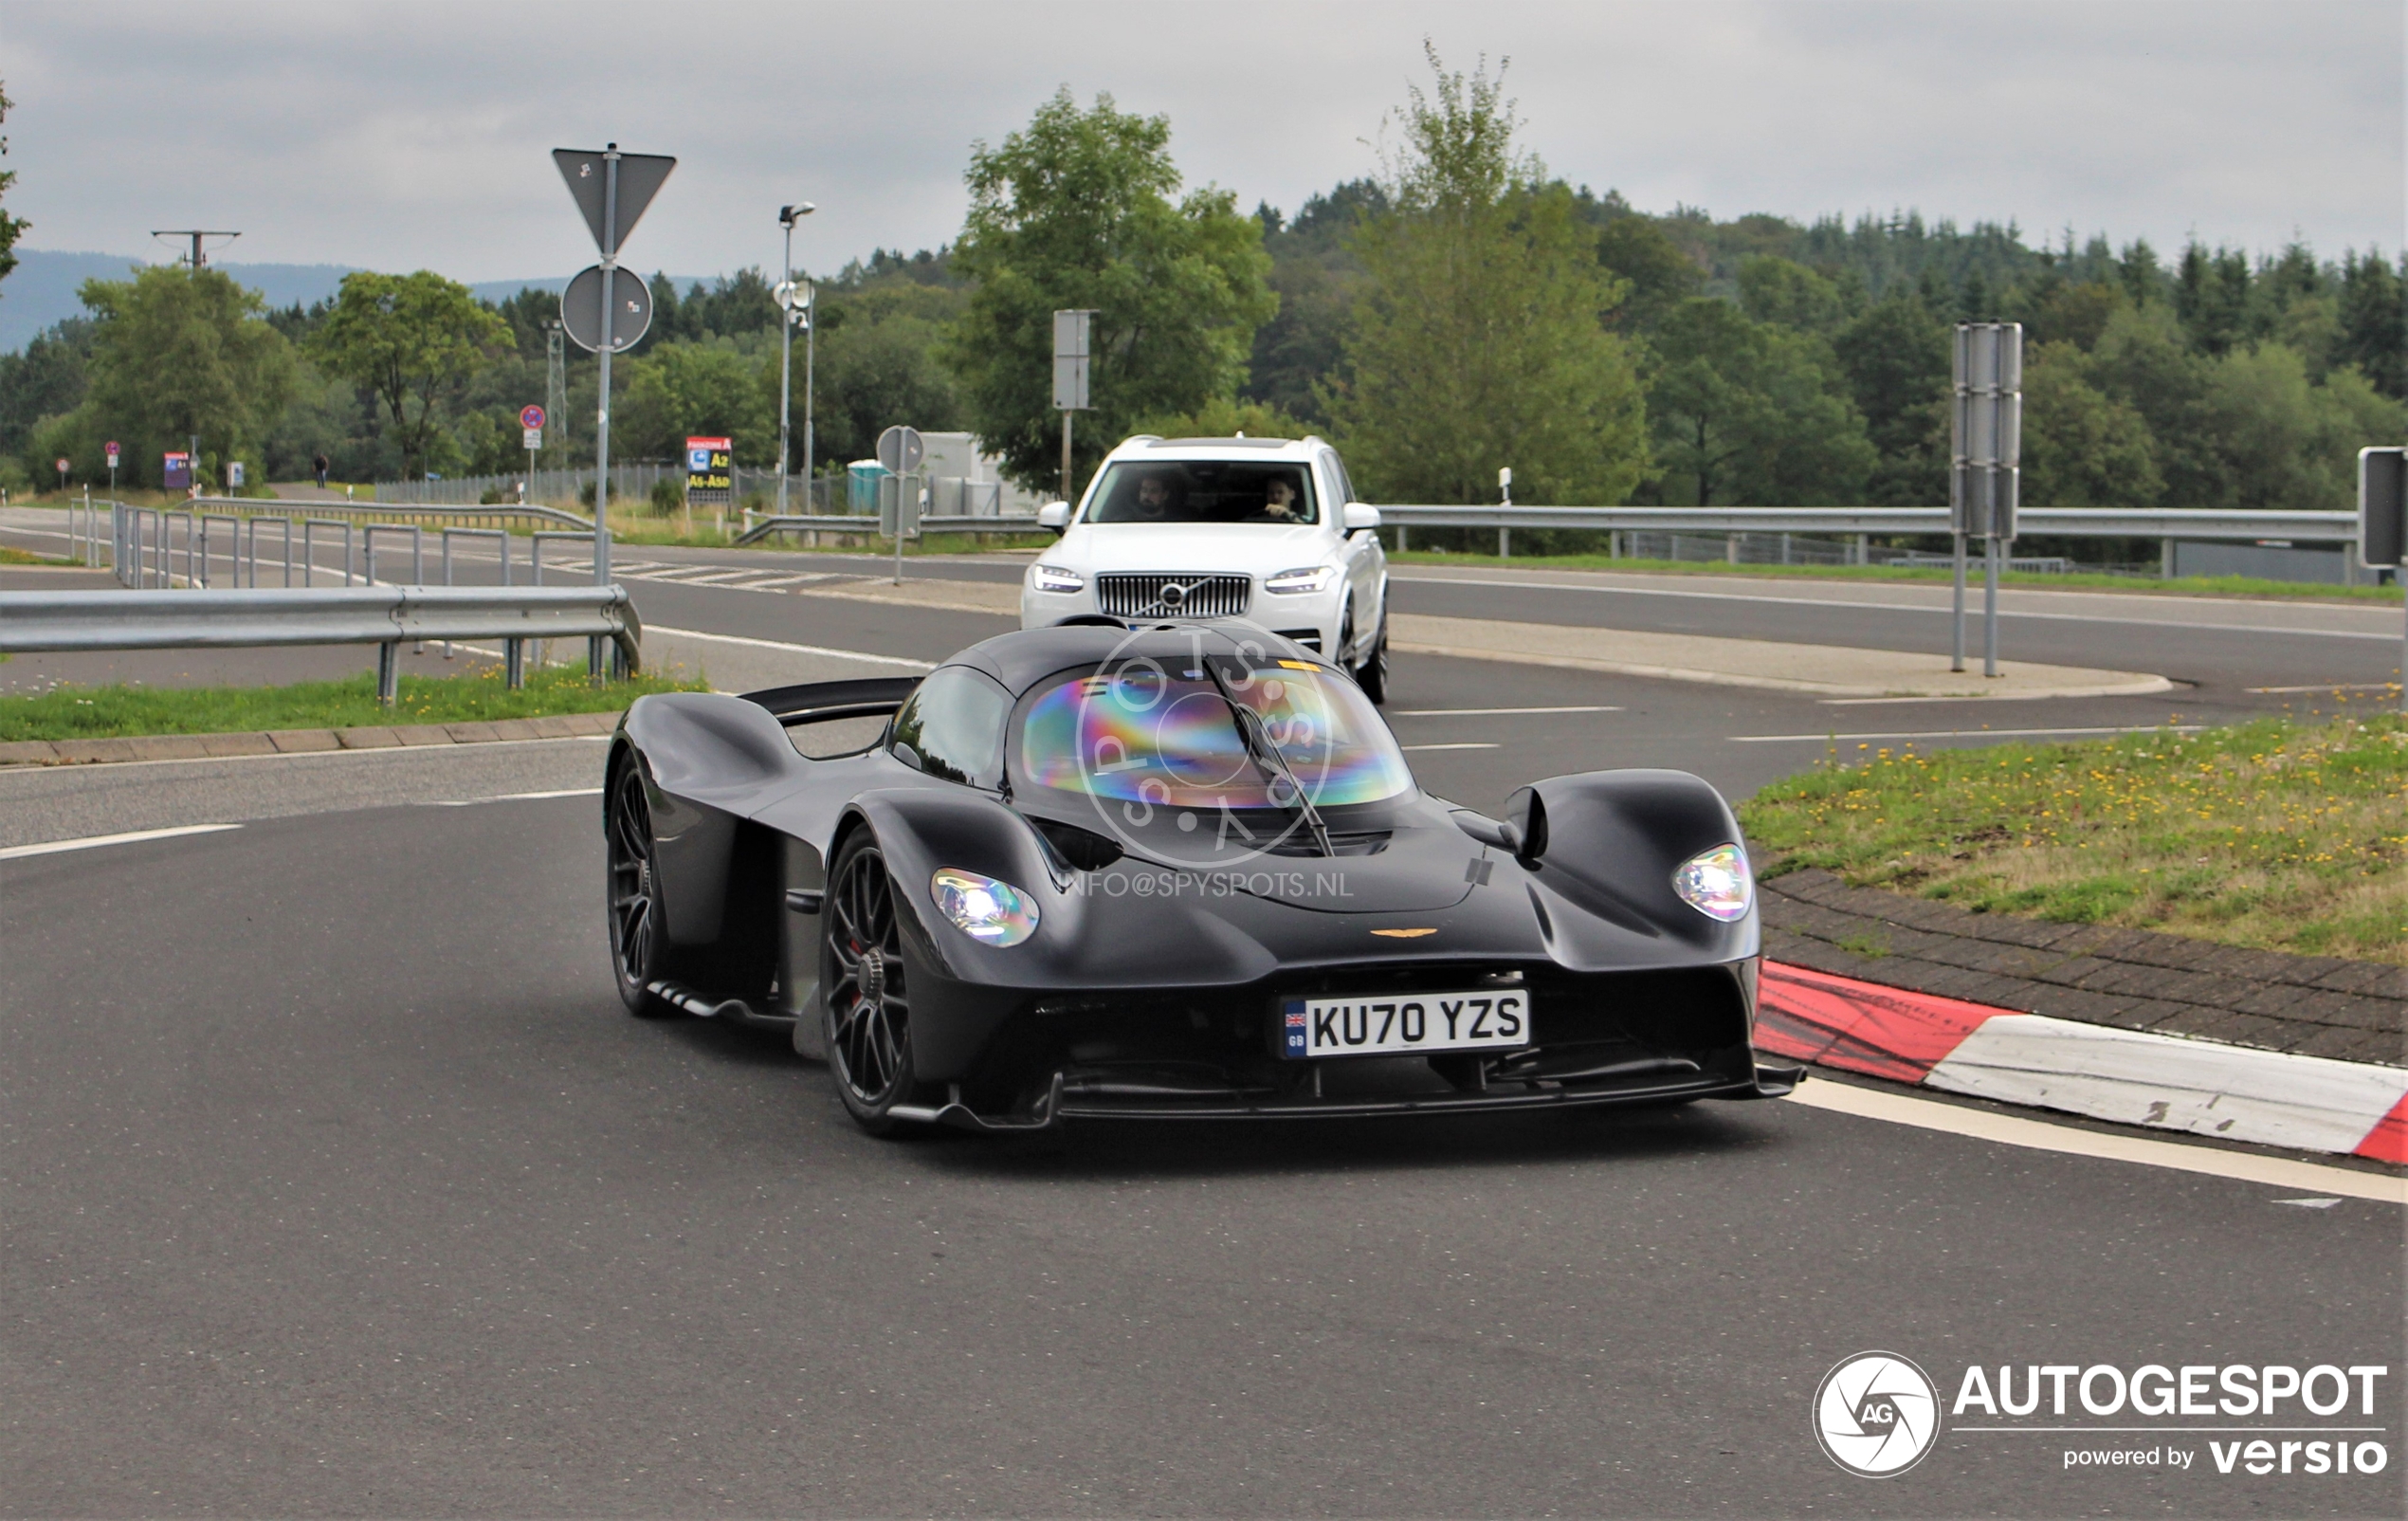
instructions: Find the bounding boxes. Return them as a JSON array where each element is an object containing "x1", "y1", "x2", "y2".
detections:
[
  {"x1": 931, "y1": 868, "x2": 1040, "y2": 946},
  {"x1": 1264, "y1": 564, "x2": 1337, "y2": 595},
  {"x1": 1031, "y1": 563, "x2": 1084, "y2": 594},
  {"x1": 1672, "y1": 844, "x2": 1753, "y2": 922}
]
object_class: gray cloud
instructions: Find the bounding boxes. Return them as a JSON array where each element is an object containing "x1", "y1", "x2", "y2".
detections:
[{"x1": 3, "y1": 0, "x2": 2398, "y2": 284}]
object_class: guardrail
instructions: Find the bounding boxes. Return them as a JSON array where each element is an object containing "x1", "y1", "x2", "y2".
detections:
[
  {"x1": 185, "y1": 496, "x2": 594, "y2": 531},
  {"x1": 0, "y1": 585, "x2": 641, "y2": 704},
  {"x1": 734, "y1": 513, "x2": 1043, "y2": 546},
  {"x1": 1372, "y1": 504, "x2": 2362, "y2": 541}
]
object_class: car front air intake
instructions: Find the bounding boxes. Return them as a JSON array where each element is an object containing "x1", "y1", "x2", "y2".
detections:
[{"x1": 1095, "y1": 573, "x2": 1252, "y2": 619}]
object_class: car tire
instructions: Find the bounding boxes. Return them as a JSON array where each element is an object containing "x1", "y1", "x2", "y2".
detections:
[
  {"x1": 1353, "y1": 610, "x2": 1390, "y2": 706},
  {"x1": 605, "y1": 757, "x2": 684, "y2": 1018},
  {"x1": 820, "y1": 832, "x2": 927, "y2": 1137}
]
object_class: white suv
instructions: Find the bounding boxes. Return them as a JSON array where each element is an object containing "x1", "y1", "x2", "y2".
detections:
[{"x1": 1019, "y1": 434, "x2": 1390, "y2": 702}]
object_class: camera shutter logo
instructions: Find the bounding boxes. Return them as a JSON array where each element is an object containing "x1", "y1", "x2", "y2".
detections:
[{"x1": 1815, "y1": 1352, "x2": 1941, "y2": 1476}]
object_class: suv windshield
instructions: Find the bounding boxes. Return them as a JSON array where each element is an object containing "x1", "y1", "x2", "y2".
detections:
[
  {"x1": 1018, "y1": 658, "x2": 1410, "y2": 810},
  {"x1": 1084, "y1": 459, "x2": 1319, "y2": 526}
]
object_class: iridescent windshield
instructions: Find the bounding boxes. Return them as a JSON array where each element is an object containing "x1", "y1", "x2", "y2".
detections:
[{"x1": 1018, "y1": 661, "x2": 1413, "y2": 809}]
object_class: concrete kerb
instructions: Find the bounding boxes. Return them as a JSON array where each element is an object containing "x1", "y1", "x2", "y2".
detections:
[{"x1": 0, "y1": 709, "x2": 623, "y2": 767}]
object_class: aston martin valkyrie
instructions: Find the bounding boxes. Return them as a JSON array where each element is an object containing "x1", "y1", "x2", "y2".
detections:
[{"x1": 604, "y1": 621, "x2": 1800, "y2": 1134}]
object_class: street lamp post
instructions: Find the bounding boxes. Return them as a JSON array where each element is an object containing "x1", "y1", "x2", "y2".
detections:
[{"x1": 775, "y1": 203, "x2": 815, "y2": 516}]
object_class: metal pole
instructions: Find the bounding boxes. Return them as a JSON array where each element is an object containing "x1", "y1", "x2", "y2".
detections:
[
  {"x1": 592, "y1": 146, "x2": 620, "y2": 685},
  {"x1": 1061, "y1": 411, "x2": 1073, "y2": 505},
  {"x1": 1982, "y1": 535, "x2": 2001, "y2": 678},
  {"x1": 777, "y1": 217, "x2": 794, "y2": 517},
  {"x1": 802, "y1": 288, "x2": 816, "y2": 511},
  {"x1": 893, "y1": 476, "x2": 905, "y2": 586},
  {"x1": 1949, "y1": 532, "x2": 1967, "y2": 672}
]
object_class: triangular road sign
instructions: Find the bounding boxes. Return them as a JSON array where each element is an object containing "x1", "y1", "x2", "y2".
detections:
[{"x1": 553, "y1": 147, "x2": 677, "y2": 256}]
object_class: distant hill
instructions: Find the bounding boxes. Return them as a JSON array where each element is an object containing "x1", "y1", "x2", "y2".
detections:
[{"x1": 0, "y1": 250, "x2": 706, "y2": 352}]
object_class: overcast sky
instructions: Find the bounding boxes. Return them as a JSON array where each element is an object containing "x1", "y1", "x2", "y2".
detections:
[{"x1": 4, "y1": 0, "x2": 2399, "y2": 283}]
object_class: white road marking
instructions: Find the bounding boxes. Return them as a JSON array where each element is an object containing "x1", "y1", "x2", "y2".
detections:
[
  {"x1": 1401, "y1": 742, "x2": 1502, "y2": 751},
  {"x1": 1390, "y1": 571, "x2": 2400, "y2": 639},
  {"x1": 429, "y1": 786, "x2": 604, "y2": 806},
  {"x1": 2246, "y1": 682, "x2": 2400, "y2": 693},
  {"x1": 645, "y1": 625, "x2": 937, "y2": 669},
  {"x1": 2273, "y1": 1197, "x2": 2344, "y2": 1208},
  {"x1": 1391, "y1": 705, "x2": 1622, "y2": 716},
  {"x1": 1729, "y1": 724, "x2": 2207, "y2": 743},
  {"x1": 1785, "y1": 1078, "x2": 2407, "y2": 1204},
  {"x1": 0, "y1": 823, "x2": 242, "y2": 860}
]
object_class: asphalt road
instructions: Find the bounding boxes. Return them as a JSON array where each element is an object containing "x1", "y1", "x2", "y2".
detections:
[
  {"x1": 4, "y1": 510, "x2": 2401, "y2": 1516},
  {"x1": 3, "y1": 798, "x2": 2399, "y2": 1517}
]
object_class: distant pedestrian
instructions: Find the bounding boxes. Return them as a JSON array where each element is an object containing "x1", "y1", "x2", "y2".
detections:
[{"x1": 313, "y1": 452, "x2": 330, "y2": 489}]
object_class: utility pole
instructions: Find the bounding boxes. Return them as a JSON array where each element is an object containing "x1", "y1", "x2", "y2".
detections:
[
  {"x1": 152, "y1": 229, "x2": 240, "y2": 269},
  {"x1": 775, "y1": 202, "x2": 815, "y2": 517},
  {"x1": 544, "y1": 320, "x2": 567, "y2": 470}
]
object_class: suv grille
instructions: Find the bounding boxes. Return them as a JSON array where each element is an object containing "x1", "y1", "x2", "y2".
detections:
[{"x1": 1095, "y1": 573, "x2": 1251, "y2": 619}]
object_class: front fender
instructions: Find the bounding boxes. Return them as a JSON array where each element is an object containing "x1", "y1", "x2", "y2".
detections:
[
  {"x1": 621, "y1": 692, "x2": 802, "y2": 947},
  {"x1": 1507, "y1": 769, "x2": 1760, "y2": 967}
]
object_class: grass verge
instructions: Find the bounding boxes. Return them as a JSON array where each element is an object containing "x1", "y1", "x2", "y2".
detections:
[
  {"x1": 0, "y1": 665, "x2": 704, "y2": 742},
  {"x1": 1738, "y1": 713, "x2": 2408, "y2": 964},
  {"x1": 1387, "y1": 549, "x2": 2402, "y2": 604}
]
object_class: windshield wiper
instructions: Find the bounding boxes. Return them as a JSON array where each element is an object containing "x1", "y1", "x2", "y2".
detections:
[{"x1": 1202, "y1": 659, "x2": 1333, "y2": 857}]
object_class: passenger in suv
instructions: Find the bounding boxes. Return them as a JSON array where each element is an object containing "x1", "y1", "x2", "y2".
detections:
[{"x1": 1021, "y1": 435, "x2": 1389, "y2": 703}]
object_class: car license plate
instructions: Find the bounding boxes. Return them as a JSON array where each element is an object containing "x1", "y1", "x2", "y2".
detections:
[{"x1": 1277, "y1": 989, "x2": 1529, "y2": 1059}]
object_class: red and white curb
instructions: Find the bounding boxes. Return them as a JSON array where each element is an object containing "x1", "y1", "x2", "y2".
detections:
[{"x1": 1757, "y1": 961, "x2": 2408, "y2": 1163}]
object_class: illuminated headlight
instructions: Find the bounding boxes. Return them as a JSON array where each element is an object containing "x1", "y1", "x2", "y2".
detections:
[
  {"x1": 1672, "y1": 844, "x2": 1753, "y2": 922},
  {"x1": 1030, "y1": 563, "x2": 1084, "y2": 594},
  {"x1": 930, "y1": 868, "x2": 1040, "y2": 946},
  {"x1": 1264, "y1": 564, "x2": 1337, "y2": 595}
]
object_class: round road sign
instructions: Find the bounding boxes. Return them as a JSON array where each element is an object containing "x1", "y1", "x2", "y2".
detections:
[
  {"x1": 559, "y1": 265, "x2": 652, "y2": 354},
  {"x1": 520, "y1": 405, "x2": 546, "y2": 431}
]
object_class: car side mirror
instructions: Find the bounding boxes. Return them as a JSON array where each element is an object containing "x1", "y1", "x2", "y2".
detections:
[
  {"x1": 1505, "y1": 787, "x2": 1547, "y2": 863},
  {"x1": 1342, "y1": 503, "x2": 1381, "y2": 537},
  {"x1": 1036, "y1": 501, "x2": 1069, "y2": 532}
]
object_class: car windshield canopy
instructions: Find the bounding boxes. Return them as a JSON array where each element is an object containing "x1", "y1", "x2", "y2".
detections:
[
  {"x1": 1018, "y1": 657, "x2": 1411, "y2": 811},
  {"x1": 1084, "y1": 459, "x2": 1319, "y2": 526}
]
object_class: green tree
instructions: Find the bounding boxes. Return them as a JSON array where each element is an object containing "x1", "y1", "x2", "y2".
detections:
[
  {"x1": 808, "y1": 284, "x2": 965, "y2": 467},
  {"x1": 1593, "y1": 211, "x2": 1702, "y2": 334},
  {"x1": 309, "y1": 271, "x2": 510, "y2": 480},
  {"x1": 948, "y1": 88, "x2": 1276, "y2": 492},
  {"x1": 1833, "y1": 290, "x2": 1949, "y2": 504},
  {"x1": 0, "y1": 80, "x2": 26, "y2": 294},
  {"x1": 1738, "y1": 255, "x2": 1848, "y2": 334},
  {"x1": 614, "y1": 341, "x2": 775, "y2": 466},
  {"x1": 69, "y1": 266, "x2": 296, "y2": 486},
  {"x1": 1328, "y1": 47, "x2": 1649, "y2": 505},
  {"x1": 2336, "y1": 250, "x2": 2404, "y2": 398},
  {"x1": 2018, "y1": 341, "x2": 2163, "y2": 506},
  {"x1": 1646, "y1": 297, "x2": 1875, "y2": 505}
]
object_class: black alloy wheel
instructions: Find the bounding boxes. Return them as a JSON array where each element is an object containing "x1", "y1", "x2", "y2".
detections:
[
  {"x1": 606, "y1": 760, "x2": 679, "y2": 1017},
  {"x1": 821, "y1": 834, "x2": 922, "y2": 1135}
]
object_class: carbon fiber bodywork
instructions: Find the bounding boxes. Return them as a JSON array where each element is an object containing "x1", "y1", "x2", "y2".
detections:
[{"x1": 609, "y1": 625, "x2": 1800, "y2": 1131}]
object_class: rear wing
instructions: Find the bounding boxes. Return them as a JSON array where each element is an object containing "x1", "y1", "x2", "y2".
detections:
[{"x1": 740, "y1": 675, "x2": 923, "y2": 727}]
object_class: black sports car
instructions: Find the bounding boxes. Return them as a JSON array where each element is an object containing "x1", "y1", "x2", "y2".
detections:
[{"x1": 605, "y1": 621, "x2": 1800, "y2": 1134}]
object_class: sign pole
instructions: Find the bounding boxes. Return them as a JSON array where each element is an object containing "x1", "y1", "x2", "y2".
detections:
[{"x1": 591, "y1": 147, "x2": 621, "y2": 683}]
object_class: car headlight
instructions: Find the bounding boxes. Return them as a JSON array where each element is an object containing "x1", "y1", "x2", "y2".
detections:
[
  {"x1": 930, "y1": 868, "x2": 1040, "y2": 946},
  {"x1": 1672, "y1": 844, "x2": 1753, "y2": 922},
  {"x1": 1264, "y1": 564, "x2": 1337, "y2": 595},
  {"x1": 1030, "y1": 563, "x2": 1084, "y2": 594}
]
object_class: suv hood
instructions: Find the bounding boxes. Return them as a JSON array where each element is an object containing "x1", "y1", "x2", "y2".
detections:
[{"x1": 1051, "y1": 522, "x2": 1333, "y2": 577}]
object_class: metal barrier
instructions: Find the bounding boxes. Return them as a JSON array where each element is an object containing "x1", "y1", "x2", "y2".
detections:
[
  {"x1": 735, "y1": 513, "x2": 1044, "y2": 545},
  {"x1": 185, "y1": 496, "x2": 593, "y2": 532},
  {"x1": 1373, "y1": 504, "x2": 2362, "y2": 541},
  {"x1": 0, "y1": 585, "x2": 642, "y2": 705}
]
